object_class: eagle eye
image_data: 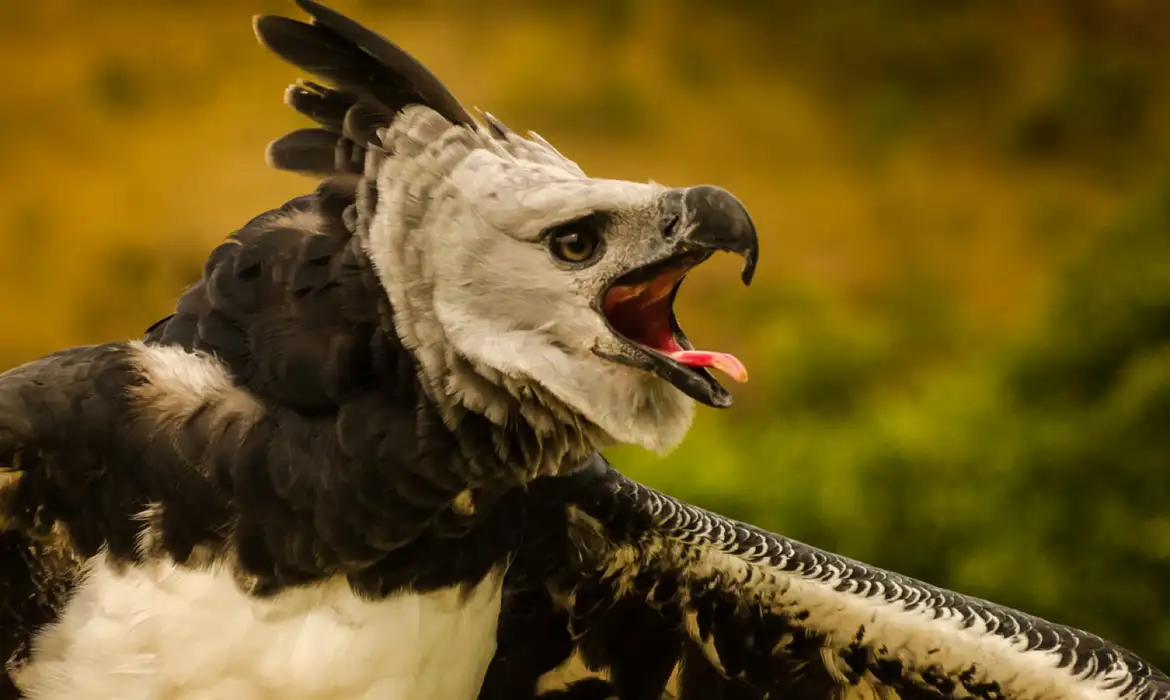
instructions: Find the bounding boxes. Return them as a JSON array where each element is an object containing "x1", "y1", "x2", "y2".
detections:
[
  {"x1": 550, "y1": 230, "x2": 599, "y2": 263},
  {"x1": 547, "y1": 214, "x2": 606, "y2": 265}
]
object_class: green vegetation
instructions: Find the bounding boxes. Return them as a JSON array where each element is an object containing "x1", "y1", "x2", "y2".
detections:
[{"x1": 2, "y1": 0, "x2": 1168, "y2": 669}]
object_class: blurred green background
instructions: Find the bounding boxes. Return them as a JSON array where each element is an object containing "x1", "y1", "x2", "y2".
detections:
[{"x1": 3, "y1": 0, "x2": 1170, "y2": 669}]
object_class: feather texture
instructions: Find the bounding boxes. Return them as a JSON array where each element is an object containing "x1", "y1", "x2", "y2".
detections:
[
  {"x1": 487, "y1": 462, "x2": 1170, "y2": 700},
  {"x1": 0, "y1": 181, "x2": 531, "y2": 696}
]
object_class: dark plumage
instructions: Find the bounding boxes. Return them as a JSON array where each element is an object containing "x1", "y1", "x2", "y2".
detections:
[{"x1": 1, "y1": 1, "x2": 1168, "y2": 699}]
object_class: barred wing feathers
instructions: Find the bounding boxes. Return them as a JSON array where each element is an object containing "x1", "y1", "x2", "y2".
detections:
[{"x1": 489, "y1": 460, "x2": 1170, "y2": 700}]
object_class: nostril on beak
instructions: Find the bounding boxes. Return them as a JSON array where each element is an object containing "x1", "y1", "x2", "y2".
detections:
[{"x1": 662, "y1": 213, "x2": 680, "y2": 240}]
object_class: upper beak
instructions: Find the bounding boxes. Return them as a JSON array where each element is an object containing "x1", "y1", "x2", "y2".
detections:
[
  {"x1": 594, "y1": 184, "x2": 759, "y2": 409},
  {"x1": 663, "y1": 185, "x2": 759, "y2": 286}
]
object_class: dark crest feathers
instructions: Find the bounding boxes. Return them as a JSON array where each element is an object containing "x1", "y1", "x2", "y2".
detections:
[
  {"x1": 255, "y1": 0, "x2": 474, "y2": 178},
  {"x1": 283, "y1": 81, "x2": 353, "y2": 133},
  {"x1": 290, "y1": 0, "x2": 473, "y2": 125},
  {"x1": 266, "y1": 127, "x2": 352, "y2": 177}
]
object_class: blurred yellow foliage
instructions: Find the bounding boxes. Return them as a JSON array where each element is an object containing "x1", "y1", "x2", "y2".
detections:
[{"x1": 4, "y1": 1, "x2": 1165, "y2": 366}]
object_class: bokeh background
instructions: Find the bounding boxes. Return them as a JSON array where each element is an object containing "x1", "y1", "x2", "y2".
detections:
[{"x1": 3, "y1": 0, "x2": 1170, "y2": 669}]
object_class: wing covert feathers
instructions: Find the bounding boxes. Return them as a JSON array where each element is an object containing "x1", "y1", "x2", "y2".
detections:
[{"x1": 485, "y1": 461, "x2": 1170, "y2": 700}]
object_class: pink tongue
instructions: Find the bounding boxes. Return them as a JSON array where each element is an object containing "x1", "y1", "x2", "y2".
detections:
[{"x1": 667, "y1": 350, "x2": 749, "y2": 383}]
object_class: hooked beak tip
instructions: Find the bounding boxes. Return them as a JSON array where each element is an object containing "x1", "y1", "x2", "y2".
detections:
[
  {"x1": 679, "y1": 185, "x2": 759, "y2": 287},
  {"x1": 741, "y1": 251, "x2": 757, "y2": 286}
]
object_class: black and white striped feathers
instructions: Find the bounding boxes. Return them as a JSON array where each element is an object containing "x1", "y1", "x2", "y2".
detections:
[
  {"x1": 496, "y1": 464, "x2": 1170, "y2": 700},
  {"x1": 0, "y1": 1, "x2": 1167, "y2": 699}
]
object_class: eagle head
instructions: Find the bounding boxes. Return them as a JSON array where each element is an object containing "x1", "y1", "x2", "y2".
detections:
[
  {"x1": 258, "y1": 2, "x2": 758, "y2": 461},
  {"x1": 363, "y1": 107, "x2": 757, "y2": 456}
]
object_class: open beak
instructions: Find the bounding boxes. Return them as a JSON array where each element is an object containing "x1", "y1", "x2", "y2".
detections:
[{"x1": 598, "y1": 185, "x2": 758, "y2": 408}]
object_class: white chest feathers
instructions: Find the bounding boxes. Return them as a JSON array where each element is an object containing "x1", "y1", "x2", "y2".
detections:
[{"x1": 15, "y1": 554, "x2": 506, "y2": 700}]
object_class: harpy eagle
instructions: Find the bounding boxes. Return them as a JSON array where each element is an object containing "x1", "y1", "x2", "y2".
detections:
[{"x1": 0, "y1": 2, "x2": 1166, "y2": 699}]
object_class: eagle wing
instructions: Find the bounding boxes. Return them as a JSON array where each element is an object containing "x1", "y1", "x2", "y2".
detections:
[{"x1": 484, "y1": 458, "x2": 1170, "y2": 700}]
